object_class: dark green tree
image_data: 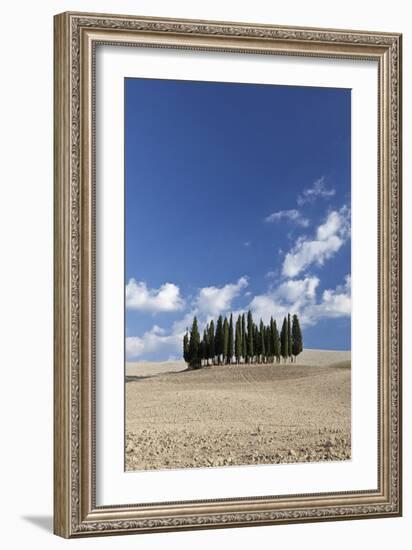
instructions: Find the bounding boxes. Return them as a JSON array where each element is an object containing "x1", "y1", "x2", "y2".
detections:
[
  {"x1": 271, "y1": 318, "x2": 280, "y2": 363},
  {"x1": 188, "y1": 316, "x2": 201, "y2": 368},
  {"x1": 203, "y1": 328, "x2": 210, "y2": 366},
  {"x1": 228, "y1": 314, "x2": 234, "y2": 364},
  {"x1": 223, "y1": 317, "x2": 229, "y2": 364},
  {"x1": 254, "y1": 323, "x2": 260, "y2": 363},
  {"x1": 265, "y1": 324, "x2": 271, "y2": 363},
  {"x1": 280, "y1": 316, "x2": 288, "y2": 363},
  {"x1": 269, "y1": 325, "x2": 274, "y2": 362},
  {"x1": 208, "y1": 320, "x2": 215, "y2": 365},
  {"x1": 259, "y1": 319, "x2": 266, "y2": 363},
  {"x1": 183, "y1": 313, "x2": 303, "y2": 370},
  {"x1": 287, "y1": 313, "x2": 292, "y2": 362},
  {"x1": 215, "y1": 315, "x2": 224, "y2": 365},
  {"x1": 291, "y1": 314, "x2": 303, "y2": 361},
  {"x1": 241, "y1": 313, "x2": 247, "y2": 363},
  {"x1": 183, "y1": 331, "x2": 190, "y2": 363},
  {"x1": 269, "y1": 317, "x2": 275, "y2": 363},
  {"x1": 199, "y1": 339, "x2": 205, "y2": 366},
  {"x1": 204, "y1": 324, "x2": 210, "y2": 365},
  {"x1": 247, "y1": 310, "x2": 254, "y2": 363},
  {"x1": 235, "y1": 316, "x2": 242, "y2": 364}
]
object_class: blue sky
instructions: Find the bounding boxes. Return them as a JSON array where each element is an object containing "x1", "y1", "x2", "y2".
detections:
[{"x1": 125, "y1": 78, "x2": 351, "y2": 361}]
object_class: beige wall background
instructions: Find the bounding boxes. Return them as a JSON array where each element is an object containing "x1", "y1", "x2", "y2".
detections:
[{"x1": 0, "y1": 1, "x2": 409, "y2": 548}]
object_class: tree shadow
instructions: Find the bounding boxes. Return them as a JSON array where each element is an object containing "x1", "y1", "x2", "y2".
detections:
[
  {"x1": 125, "y1": 374, "x2": 156, "y2": 382},
  {"x1": 125, "y1": 368, "x2": 191, "y2": 383}
]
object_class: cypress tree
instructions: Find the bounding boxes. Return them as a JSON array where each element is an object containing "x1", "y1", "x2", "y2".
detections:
[
  {"x1": 235, "y1": 316, "x2": 242, "y2": 364},
  {"x1": 241, "y1": 313, "x2": 247, "y2": 363},
  {"x1": 275, "y1": 322, "x2": 280, "y2": 363},
  {"x1": 203, "y1": 328, "x2": 210, "y2": 366},
  {"x1": 208, "y1": 320, "x2": 215, "y2": 365},
  {"x1": 223, "y1": 317, "x2": 229, "y2": 364},
  {"x1": 269, "y1": 325, "x2": 273, "y2": 362},
  {"x1": 228, "y1": 314, "x2": 234, "y2": 364},
  {"x1": 271, "y1": 318, "x2": 280, "y2": 363},
  {"x1": 183, "y1": 314, "x2": 303, "y2": 370},
  {"x1": 287, "y1": 313, "x2": 292, "y2": 362},
  {"x1": 280, "y1": 316, "x2": 288, "y2": 363},
  {"x1": 199, "y1": 339, "x2": 204, "y2": 367},
  {"x1": 215, "y1": 315, "x2": 224, "y2": 365},
  {"x1": 265, "y1": 324, "x2": 271, "y2": 363},
  {"x1": 188, "y1": 316, "x2": 201, "y2": 368},
  {"x1": 183, "y1": 331, "x2": 190, "y2": 363},
  {"x1": 259, "y1": 319, "x2": 266, "y2": 364},
  {"x1": 204, "y1": 324, "x2": 210, "y2": 365},
  {"x1": 292, "y1": 314, "x2": 303, "y2": 361},
  {"x1": 254, "y1": 323, "x2": 259, "y2": 363},
  {"x1": 269, "y1": 317, "x2": 275, "y2": 363},
  {"x1": 247, "y1": 310, "x2": 254, "y2": 364}
]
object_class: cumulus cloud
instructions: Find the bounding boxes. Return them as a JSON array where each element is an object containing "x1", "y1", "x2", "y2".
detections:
[
  {"x1": 264, "y1": 209, "x2": 309, "y2": 227},
  {"x1": 249, "y1": 276, "x2": 320, "y2": 324},
  {"x1": 248, "y1": 294, "x2": 286, "y2": 324},
  {"x1": 126, "y1": 324, "x2": 184, "y2": 359},
  {"x1": 316, "y1": 209, "x2": 349, "y2": 240},
  {"x1": 125, "y1": 279, "x2": 185, "y2": 312},
  {"x1": 282, "y1": 206, "x2": 350, "y2": 278},
  {"x1": 276, "y1": 277, "x2": 319, "y2": 302},
  {"x1": 126, "y1": 276, "x2": 250, "y2": 359},
  {"x1": 195, "y1": 276, "x2": 248, "y2": 317},
  {"x1": 303, "y1": 275, "x2": 351, "y2": 324},
  {"x1": 125, "y1": 336, "x2": 145, "y2": 358},
  {"x1": 297, "y1": 176, "x2": 336, "y2": 206},
  {"x1": 248, "y1": 275, "x2": 350, "y2": 327}
]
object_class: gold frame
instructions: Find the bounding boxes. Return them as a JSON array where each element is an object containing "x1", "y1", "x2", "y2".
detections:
[{"x1": 54, "y1": 11, "x2": 402, "y2": 538}]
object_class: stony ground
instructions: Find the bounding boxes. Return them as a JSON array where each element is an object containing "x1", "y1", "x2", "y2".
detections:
[{"x1": 125, "y1": 351, "x2": 351, "y2": 471}]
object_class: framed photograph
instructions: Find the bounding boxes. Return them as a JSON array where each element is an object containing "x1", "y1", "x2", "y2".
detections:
[{"x1": 54, "y1": 12, "x2": 402, "y2": 537}]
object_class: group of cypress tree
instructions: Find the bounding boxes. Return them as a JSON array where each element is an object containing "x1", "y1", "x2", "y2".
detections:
[{"x1": 183, "y1": 311, "x2": 302, "y2": 369}]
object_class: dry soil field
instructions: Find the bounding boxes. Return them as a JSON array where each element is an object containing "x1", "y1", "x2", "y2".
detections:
[{"x1": 125, "y1": 349, "x2": 351, "y2": 471}]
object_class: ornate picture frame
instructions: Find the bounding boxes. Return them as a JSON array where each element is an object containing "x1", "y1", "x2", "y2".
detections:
[{"x1": 54, "y1": 11, "x2": 402, "y2": 538}]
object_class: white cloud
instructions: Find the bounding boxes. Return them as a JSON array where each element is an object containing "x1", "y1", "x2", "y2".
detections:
[
  {"x1": 125, "y1": 336, "x2": 145, "y2": 358},
  {"x1": 264, "y1": 209, "x2": 309, "y2": 227},
  {"x1": 316, "y1": 209, "x2": 349, "y2": 240},
  {"x1": 275, "y1": 277, "x2": 319, "y2": 302},
  {"x1": 126, "y1": 325, "x2": 183, "y2": 359},
  {"x1": 249, "y1": 276, "x2": 320, "y2": 324},
  {"x1": 243, "y1": 241, "x2": 251, "y2": 247},
  {"x1": 125, "y1": 276, "x2": 250, "y2": 359},
  {"x1": 297, "y1": 176, "x2": 336, "y2": 206},
  {"x1": 303, "y1": 275, "x2": 351, "y2": 324},
  {"x1": 195, "y1": 276, "x2": 248, "y2": 317},
  {"x1": 282, "y1": 237, "x2": 342, "y2": 277},
  {"x1": 248, "y1": 294, "x2": 287, "y2": 324},
  {"x1": 125, "y1": 279, "x2": 185, "y2": 312},
  {"x1": 150, "y1": 324, "x2": 166, "y2": 335},
  {"x1": 282, "y1": 206, "x2": 350, "y2": 277},
  {"x1": 248, "y1": 275, "x2": 350, "y2": 327}
]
